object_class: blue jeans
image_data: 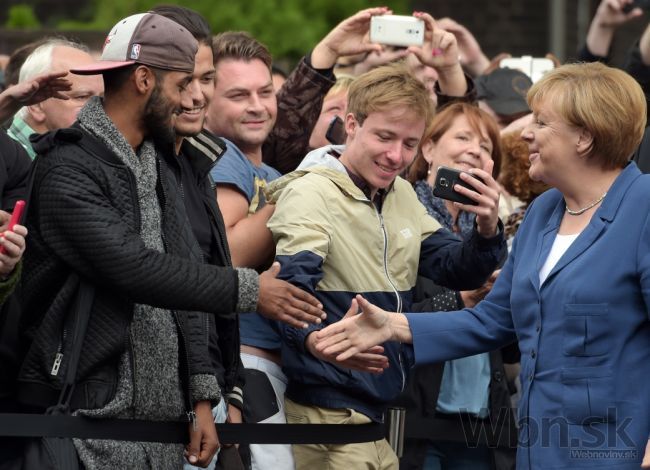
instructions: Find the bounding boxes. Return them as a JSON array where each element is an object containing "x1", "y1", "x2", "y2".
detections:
[
  {"x1": 184, "y1": 398, "x2": 228, "y2": 470},
  {"x1": 423, "y1": 440, "x2": 492, "y2": 470}
]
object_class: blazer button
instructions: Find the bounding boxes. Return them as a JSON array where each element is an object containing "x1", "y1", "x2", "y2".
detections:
[
  {"x1": 531, "y1": 350, "x2": 536, "y2": 358},
  {"x1": 535, "y1": 324, "x2": 541, "y2": 332},
  {"x1": 493, "y1": 370, "x2": 503, "y2": 382}
]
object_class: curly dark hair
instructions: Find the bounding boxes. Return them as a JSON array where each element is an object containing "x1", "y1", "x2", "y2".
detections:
[{"x1": 498, "y1": 132, "x2": 550, "y2": 205}]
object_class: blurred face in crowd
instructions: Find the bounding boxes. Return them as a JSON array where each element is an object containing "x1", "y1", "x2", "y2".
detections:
[
  {"x1": 341, "y1": 105, "x2": 424, "y2": 197},
  {"x1": 32, "y1": 46, "x2": 103, "y2": 131},
  {"x1": 143, "y1": 69, "x2": 193, "y2": 146},
  {"x1": 405, "y1": 54, "x2": 438, "y2": 106},
  {"x1": 478, "y1": 100, "x2": 529, "y2": 129},
  {"x1": 308, "y1": 90, "x2": 348, "y2": 149},
  {"x1": 205, "y1": 58, "x2": 277, "y2": 155},
  {"x1": 174, "y1": 44, "x2": 215, "y2": 139},
  {"x1": 422, "y1": 114, "x2": 494, "y2": 182},
  {"x1": 272, "y1": 71, "x2": 286, "y2": 92}
]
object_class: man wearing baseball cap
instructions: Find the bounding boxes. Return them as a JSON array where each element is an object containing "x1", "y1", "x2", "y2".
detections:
[
  {"x1": 476, "y1": 67, "x2": 532, "y2": 129},
  {"x1": 15, "y1": 12, "x2": 325, "y2": 470}
]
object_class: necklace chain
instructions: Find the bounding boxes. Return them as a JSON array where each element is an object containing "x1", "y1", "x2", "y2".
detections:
[{"x1": 565, "y1": 192, "x2": 607, "y2": 216}]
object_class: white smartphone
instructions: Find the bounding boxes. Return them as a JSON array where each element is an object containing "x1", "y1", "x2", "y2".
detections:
[
  {"x1": 499, "y1": 56, "x2": 554, "y2": 83},
  {"x1": 370, "y1": 15, "x2": 424, "y2": 47}
]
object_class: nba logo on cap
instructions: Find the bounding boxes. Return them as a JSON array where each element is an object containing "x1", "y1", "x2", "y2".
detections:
[{"x1": 130, "y1": 44, "x2": 141, "y2": 60}]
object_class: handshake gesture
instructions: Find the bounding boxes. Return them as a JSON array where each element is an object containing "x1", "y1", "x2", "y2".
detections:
[{"x1": 312, "y1": 295, "x2": 410, "y2": 371}]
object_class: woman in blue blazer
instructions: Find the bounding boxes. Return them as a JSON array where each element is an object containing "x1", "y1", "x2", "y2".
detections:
[{"x1": 314, "y1": 61, "x2": 650, "y2": 470}]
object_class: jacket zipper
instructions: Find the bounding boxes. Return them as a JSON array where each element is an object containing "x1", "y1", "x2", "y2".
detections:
[
  {"x1": 50, "y1": 328, "x2": 66, "y2": 376},
  {"x1": 126, "y1": 167, "x2": 141, "y2": 416},
  {"x1": 373, "y1": 205, "x2": 406, "y2": 391},
  {"x1": 374, "y1": 207, "x2": 402, "y2": 313},
  {"x1": 158, "y1": 159, "x2": 196, "y2": 427}
]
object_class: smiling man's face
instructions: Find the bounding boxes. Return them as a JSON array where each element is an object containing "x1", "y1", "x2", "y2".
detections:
[{"x1": 204, "y1": 58, "x2": 277, "y2": 155}]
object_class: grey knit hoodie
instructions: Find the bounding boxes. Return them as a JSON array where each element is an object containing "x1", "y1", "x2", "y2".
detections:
[{"x1": 72, "y1": 97, "x2": 218, "y2": 469}]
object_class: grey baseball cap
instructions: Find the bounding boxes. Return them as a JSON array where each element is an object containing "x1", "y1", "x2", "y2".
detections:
[
  {"x1": 476, "y1": 68, "x2": 532, "y2": 117},
  {"x1": 70, "y1": 13, "x2": 198, "y2": 75}
]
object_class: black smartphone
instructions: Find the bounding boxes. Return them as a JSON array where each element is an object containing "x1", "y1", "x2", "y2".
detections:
[
  {"x1": 325, "y1": 116, "x2": 347, "y2": 145},
  {"x1": 623, "y1": 0, "x2": 650, "y2": 12},
  {"x1": 432, "y1": 166, "x2": 483, "y2": 206}
]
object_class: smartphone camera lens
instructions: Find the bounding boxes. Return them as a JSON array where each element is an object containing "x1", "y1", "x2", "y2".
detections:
[{"x1": 439, "y1": 177, "x2": 449, "y2": 188}]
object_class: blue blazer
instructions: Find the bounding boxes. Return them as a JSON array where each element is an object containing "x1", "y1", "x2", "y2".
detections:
[{"x1": 406, "y1": 162, "x2": 650, "y2": 469}]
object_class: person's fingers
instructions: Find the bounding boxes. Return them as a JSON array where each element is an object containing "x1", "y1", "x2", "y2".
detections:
[
  {"x1": 286, "y1": 283, "x2": 323, "y2": 308},
  {"x1": 350, "y1": 351, "x2": 390, "y2": 366},
  {"x1": 11, "y1": 224, "x2": 27, "y2": 238},
  {"x1": 184, "y1": 428, "x2": 201, "y2": 465},
  {"x1": 283, "y1": 303, "x2": 322, "y2": 325},
  {"x1": 439, "y1": 33, "x2": 456, "y2": 54},
  {"x1": 343, "y1": 298, "x2": 359, "y2": 320},
  {"x1": 278, "y1": 314, "x2": 309, "y2": 329},
  {"x1": 316, "y1": 331, "x2": 349, "y2": 353},
  {"x1": 266, "y1": 261, "x2": 281, "y2": 278},
  {"x1": 0, "y1": 211, "x2": 11, "y2": 229},
  {"x1": 3, "y1": 231, "x2": 25, "y2": 252},
  {"x1": 197, "y1": 430, "x2": 219, "y2": 467},
  {"x1": 336, "y1": 346, "x2": 360, "y2": 362},
  {"x1": 321, "y1": 337, "x2": 354, "y2": 357},
  {"x1": 0, "y1": 238, "x2": 22, "y2": 259},
  {"x1": 286, "y1": 298, "x2": 325, "y2": 322}
]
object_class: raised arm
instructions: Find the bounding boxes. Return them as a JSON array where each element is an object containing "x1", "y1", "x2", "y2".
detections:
[
  {"x1": 0, "y1": 71, "x2": 71, "y2": 122},
  {"x1": 584, "y1": 0, "x2": 642, "y2": 58},
  {"x1": 408, "y1": 12, "x2": 467, "y2": 98}
]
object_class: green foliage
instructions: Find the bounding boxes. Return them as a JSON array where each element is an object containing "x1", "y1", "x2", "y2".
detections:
[
  {"x1": 57, "y1": 0, "x2": 410, "y2": 61},
  {"x1": 5, "y1": 4, "x2": 41, "y2": 29}
]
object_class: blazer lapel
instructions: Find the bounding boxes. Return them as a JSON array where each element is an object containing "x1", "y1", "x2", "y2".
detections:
[
  {"x1": 528, "y1": 201, "x2": 563, "y2": 292},
  {"x1": 542, "y1": 216, "x2": 606, "y2": 284},
  {"x1": 539, "y1": 162, "x2": 641, "y2": 286}
]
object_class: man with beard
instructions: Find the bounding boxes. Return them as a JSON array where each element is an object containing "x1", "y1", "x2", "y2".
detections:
[{"x1": 17, "y1": 12, "x2": 325, "y2": 470}]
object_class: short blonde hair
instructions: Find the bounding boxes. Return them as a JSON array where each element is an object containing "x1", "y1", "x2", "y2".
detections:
[
  {"x1": 347, "y1": 63, "x2": 434, "y2": 129},
  {"x1": 527, "y1": 62, "x2": 646, "y2": 169},
  {"x1": 326, "y1": 74, "x2": 354, "y2": 101}
]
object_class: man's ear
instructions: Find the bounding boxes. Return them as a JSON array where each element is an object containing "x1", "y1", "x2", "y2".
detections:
[
  {"x1": 26, "y1": 103, "x2": 46, "y2": 125},
  {"x1": 576, "y1": 127, "x2": 594, "y2": 157},
  {"x1": 344, "y1": 113, "x2": 358, "y2": 139},
  {"x1": 133, "y1": 65, "x2": 156, "y2": 95}
]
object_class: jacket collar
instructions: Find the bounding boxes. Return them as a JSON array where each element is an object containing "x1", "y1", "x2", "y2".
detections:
[
  {"x1": 178, "y1": 129, "x2": 227, "y2": 180},
  {"x1": 531, "y1": 162, "x2": 642, "y2": 291}
]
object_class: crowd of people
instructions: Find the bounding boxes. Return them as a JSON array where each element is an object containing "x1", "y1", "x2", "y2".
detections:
[{"x1": 0, "y1": 1, "x2": 650, "y2": 469}]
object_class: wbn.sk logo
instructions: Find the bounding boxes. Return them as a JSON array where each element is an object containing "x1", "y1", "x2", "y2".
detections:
[{"x1": 458, "y1": 407, "x2": 635, "y2": 451}]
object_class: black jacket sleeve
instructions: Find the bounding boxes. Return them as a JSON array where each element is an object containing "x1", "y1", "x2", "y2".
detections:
[
  {"x1": 34, "y1": 160, "x2": 240, "y2": 316},
  {"x1": 0, "y1": 129, "x2": 32, "y2": 211}
]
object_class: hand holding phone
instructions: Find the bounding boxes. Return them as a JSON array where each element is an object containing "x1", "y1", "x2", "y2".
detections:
[
  {"x1": 432, "y1": 167, "x2": 483, "y2": 206},
  {"x1": 325, "y1": 116, "x2": 347, "y2": 145},
  {"x1": 370, "y1": 15, "x2": 424, "y2": 47},
  {"x1": 0, "y1": 200, "x2": 26, "y2": 255},
  {"x1": 623, "y1": 0, "x2": 650, "y2": 13}
]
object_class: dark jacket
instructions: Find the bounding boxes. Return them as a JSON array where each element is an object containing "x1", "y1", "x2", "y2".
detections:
[
  {"x1": 0, "y1": 129, "x2": 31, "y2": 212},
  {"x1": 262, "y1": 55, "x2": 336, "y2": 174},
  {"x1": 174, "y1": 130, "x2": 244, "y2": 408},
  {"x1": 0, "y1": 129, "x2": 33, "y2": 406},
  {"x1": 18, "y1": 126, "x2": 241, "y2": 412}
]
